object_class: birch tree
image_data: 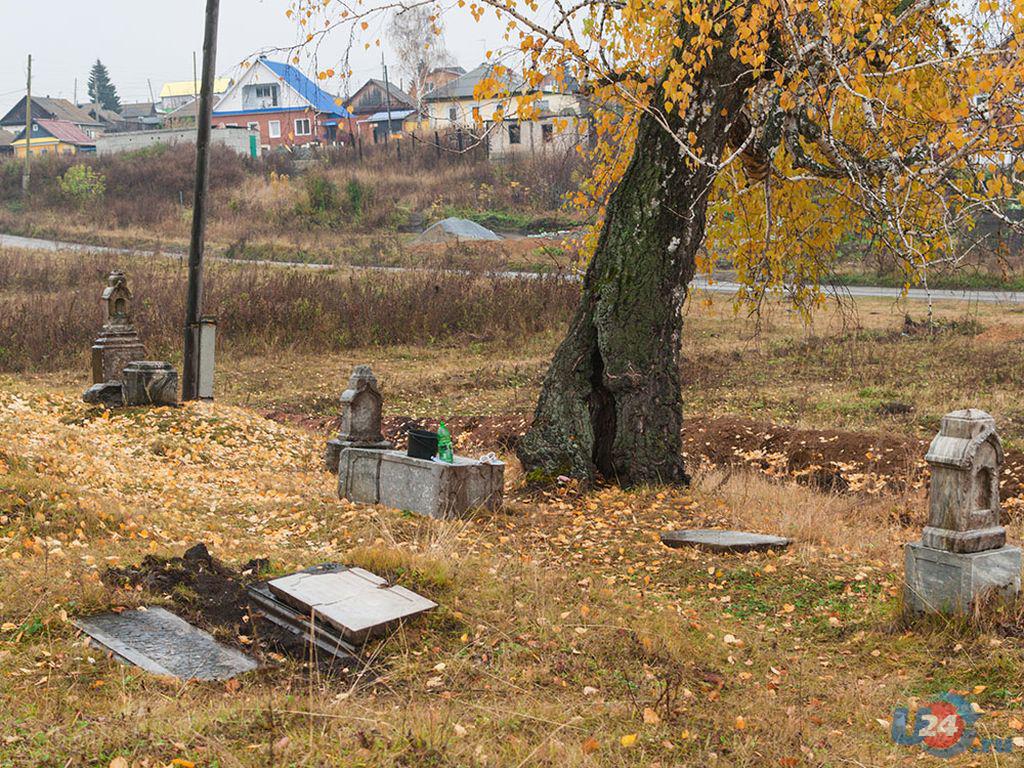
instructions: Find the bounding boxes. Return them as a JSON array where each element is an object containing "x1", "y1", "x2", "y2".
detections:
[{"x1": 295, "y1": 0, "x2": 1024, "y2": 485}]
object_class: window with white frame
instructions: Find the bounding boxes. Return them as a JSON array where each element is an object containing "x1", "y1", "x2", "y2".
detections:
[
  {"x1": 242, "y1": 83, "x2": 280, "y2": 109},
  {"x1": 268, "y1": 120, "x2": 281, "y2": 138},
  {"x1": 295, "y1": 118, "x2": 312, "y2": 136}
]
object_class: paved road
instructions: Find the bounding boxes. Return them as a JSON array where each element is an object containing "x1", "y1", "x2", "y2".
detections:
[
  {"x1": 0, "y1": 233, "x2": 335, "y2": 270},
  {"x1": 3, "y1": 231, "x2": 1020, "y2": 303},
  {"x1": 688, "y1": 277, "x2": 1024, "y2": 304}
]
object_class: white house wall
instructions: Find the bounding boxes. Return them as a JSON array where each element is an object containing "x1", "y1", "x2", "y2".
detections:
[
  {"x1": 215, "y1": 62, "x2": 312, "y2": 114},
  {"x1": 487, "y1": 117, "x2": 589, "y2": 158},
  {"x1": 426, "y1": 93, "x2": 580, "y2": 128}
]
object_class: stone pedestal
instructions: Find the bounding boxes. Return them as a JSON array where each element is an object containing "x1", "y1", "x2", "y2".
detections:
[
  {"x1": 326, "y1": 437, "x2": 393, "y2": 474},
  {"x1": 91, "y1": 327, "x2": 145, "y2": 384},
  {"x1": 904, "y1": 542, "x2": 1021, "y2": 614},
  {"x1": 324, "y1": 365, "x2": 393, "y2": 473},
  {"x1": 122, "y1": 361, "x2": 179, "y2": 406},
  {"x1": 337, "y1": 448, "x2": 504, "y2": 519}
]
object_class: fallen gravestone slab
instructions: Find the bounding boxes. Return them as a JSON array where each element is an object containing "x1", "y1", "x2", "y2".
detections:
[
  {"x1": 74, "y1": 606, "x2": 257, "y2": 680},
  {"x1": 660, "y1": 529, "x2": 791, "y2": 553},
  {"x1": 411, "y1": 217, "x2": 502, "y2": 245},
  {"x1": 267, "y1": 563, "x2": 436, "y2": 643},
  {"x1": 247, "y1": 581, "x2": 358, "y2": 660}
]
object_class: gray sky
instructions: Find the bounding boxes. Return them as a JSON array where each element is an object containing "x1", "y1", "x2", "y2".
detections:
[{"x1": 0, "y1": 0, "x2": 504, "y2": 114}]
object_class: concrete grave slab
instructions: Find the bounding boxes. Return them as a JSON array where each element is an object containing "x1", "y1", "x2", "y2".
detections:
[
  {"x1": 74, "y1": 606, "x2": 257, "y2": 680},
  {"x1": 268, "y1": 564, "x2": 437, "y2": 643},
  {"x1": 660, "y1": 529, "x2": 791, "y2": 553},
  {"x1": 337, "y1": 448, "x2": 504, "y2": 519}
]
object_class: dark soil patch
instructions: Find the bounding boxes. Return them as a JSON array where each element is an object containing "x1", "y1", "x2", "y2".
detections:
[
  {"x1": 265, "y1": 406, "x2": 1024, "y2": 505},
  {"x1": 103, "y1": 543, "x2": 355, "y2": 673}
]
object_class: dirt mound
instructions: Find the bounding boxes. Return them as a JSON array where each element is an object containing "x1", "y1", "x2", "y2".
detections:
[
  {"x1": 682, "y1": 416, "x2": 926, "y2": 493},
  {"x1": 266, "y1": 407, "x2": 1024, "y2": 504},
  {"x1": 103, "y1": 544, "x2": 353, "y2": 672}
]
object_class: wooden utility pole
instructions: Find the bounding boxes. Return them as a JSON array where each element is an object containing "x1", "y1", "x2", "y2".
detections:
[
  {"x1": 22, "y1": 54, "x2": 31, "y2": 195},
  {"x1": 381, "y1": 51, "x2": 393, "y2": 147},
  {"x1": 182, "y1": 0, "x2": 220, "y2": 401}
]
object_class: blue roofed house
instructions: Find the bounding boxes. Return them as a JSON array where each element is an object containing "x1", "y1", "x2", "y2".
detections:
[{"x1": 211, "y1": 58, "x2": 352, "y2": 149}]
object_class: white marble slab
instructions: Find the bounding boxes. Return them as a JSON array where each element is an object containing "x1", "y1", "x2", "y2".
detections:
[{"x1": 268, "y1": 566, "x2": 437, "y2": 642}]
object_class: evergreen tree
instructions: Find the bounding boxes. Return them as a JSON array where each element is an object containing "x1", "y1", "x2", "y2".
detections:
[{"x1": 87, "y1": 60, "x2": 121, "y2": 113}]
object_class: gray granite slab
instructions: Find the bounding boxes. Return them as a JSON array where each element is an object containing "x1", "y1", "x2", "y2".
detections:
[
  {"x1": 74, "y1": 606, "x2": 257, "y2": 680},
  {"x1": 268, "y1": 565, "x2": 437, "y2": 643},
  {"x1": 660, "y1": 529, "x2": 791, "y2": 553}
]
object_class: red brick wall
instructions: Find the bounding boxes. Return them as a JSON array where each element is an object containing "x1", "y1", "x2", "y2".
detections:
[{"x1": 213, "y1": 111, "x2": 353, "y2": 149}]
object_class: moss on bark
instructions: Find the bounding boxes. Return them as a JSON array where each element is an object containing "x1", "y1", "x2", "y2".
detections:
[{"x1": 517, "y1": 25, "x2": 752, "y2": 487}]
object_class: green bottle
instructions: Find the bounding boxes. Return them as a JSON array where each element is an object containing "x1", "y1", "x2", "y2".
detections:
[{"x1": 437, "y1": 421, "x2": 454, "y2": 463}]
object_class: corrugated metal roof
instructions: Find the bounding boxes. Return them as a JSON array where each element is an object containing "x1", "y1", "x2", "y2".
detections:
[
  {"x1": 160, "y1": 78, "x2": 232, "y2": 99},
  {"x1": 15, "y1": 119, "x2": 95, "y2": 146},
  {"x1": 260, "y1": 59, "x2": 351, "y2": 117},
  {"x1": 358, "y1": 109, "x2": 416, "y2": 123}
]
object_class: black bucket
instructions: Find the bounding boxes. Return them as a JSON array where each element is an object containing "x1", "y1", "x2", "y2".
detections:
[{"x1": 407, "y1": 428, "x2": 438, "y2": 460}]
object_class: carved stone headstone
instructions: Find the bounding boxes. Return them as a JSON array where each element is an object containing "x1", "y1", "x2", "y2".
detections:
[
  {"x1": 325, "y1": 365, "x2": 393, "y2": 473},
  {"x1": 905, "y1": 409, "x2": 1021, "y2": 615},
  {"x1": 90, "y1": 271, "x2": 145, "y2": 384}
]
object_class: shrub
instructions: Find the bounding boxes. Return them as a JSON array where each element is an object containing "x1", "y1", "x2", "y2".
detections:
[
  {"x1": 58, "y1": 165, "x2": 106, "y2": 205},
  {"x1": 0, "y1": 250, "x2": 579, "y2": 372},
  {"x1": 297, "y1": 173, "x2": 342, "y2": 227}
]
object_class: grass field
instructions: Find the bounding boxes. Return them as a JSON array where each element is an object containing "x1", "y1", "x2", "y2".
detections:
[{"x1": 4, "y1": 249, "x2": 1024, "y2": 766}]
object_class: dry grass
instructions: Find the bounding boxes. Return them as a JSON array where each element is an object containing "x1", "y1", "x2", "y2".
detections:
[
  {"x1": 0, "y1": 143, "x2": 585, "y2": 268},
  {"x1": 6, "y1": 257, "x2": 1024, "y2": 765},
  {"x1": 3, "y1": 384, "x2": 1023, "y2": 767},
  {"x1": 0, "y1": 248, "x2": 577, "y2": 373}
]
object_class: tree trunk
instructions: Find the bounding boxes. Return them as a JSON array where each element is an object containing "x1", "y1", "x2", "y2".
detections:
[{"x1": 518, "y1": 41, "x2": 752, "y2": 487}]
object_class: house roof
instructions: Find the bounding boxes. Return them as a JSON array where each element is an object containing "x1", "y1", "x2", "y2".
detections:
[
  {"x1": 14, "y1": 118, "x2": 95, "y2": 146},
  {"x1": 423, "y1": 63, "x2": 575, "y2": 101},
  {"x1": 37, "y1": 97, "x2": 104, "y2": 126},
  {"x1": 120, "y1": 102, "x2": 156, "y2": 118},
  {"x1": 79, "y1": 103, "x2": 124, "y2": 124},
  {"x1": 165, "y1": 92, "x2": 230, "y2": 120},
  {"x1": 429, "y1": 66, "x2": 466, "y2": 76},
  {"x1": 358, "y1": 109, "x2": 416, "y2": 124},
  {"x1": 259, "y1": 59, "x2": 351, "y2": 117},
  {"x1": 0, "y1": 96, "x2": 103, "y2": 127},
  {"x1": 349, "y1": 78, "x2": 415, "y2": 111},
  {"x1": 160, "y1": 78, "x2": 232, "y2": 99},
  {"x1": 0, "y1": 128, "x2": 13, "y2": 147}
]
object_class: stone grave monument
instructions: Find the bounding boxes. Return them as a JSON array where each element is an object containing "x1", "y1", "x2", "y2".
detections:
[
  {"x1": 338, "y1": 448, "x2": 505, "y2": 519},
  {"x1": 91, "y1": 271, "x2": 145, "y2": 384},
  {"x1": 905, "y1": 409, "x2": 1022, "y2": 615},
  {"x1": 325, "y1": 365, "x2": 393, "y2": 473}
]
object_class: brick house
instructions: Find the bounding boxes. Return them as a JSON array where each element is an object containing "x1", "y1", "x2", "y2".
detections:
[{"x1": 212, "y1": 58, "x2": 352, "y2": 150}]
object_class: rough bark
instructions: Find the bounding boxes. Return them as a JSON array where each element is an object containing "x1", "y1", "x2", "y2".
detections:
[{"x1": 518, "y1": 29, "x2": 752, "y2": 487}]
